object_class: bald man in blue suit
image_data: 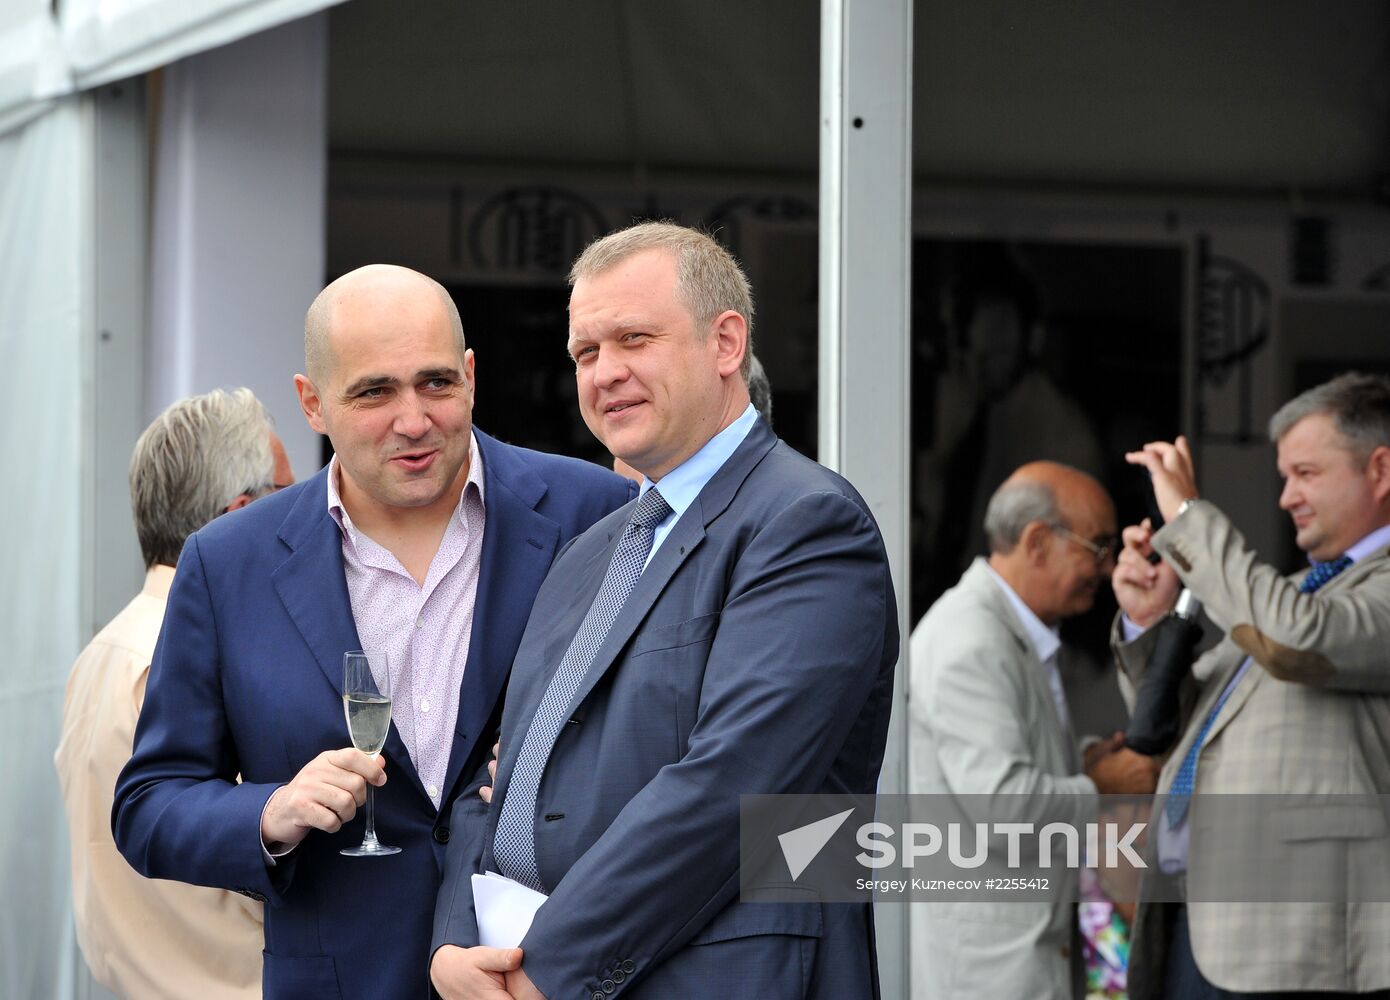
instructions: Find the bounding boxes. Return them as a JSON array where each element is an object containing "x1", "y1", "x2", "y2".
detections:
[{"x1": 113, "y1": 265, "x2": 633, "y2": 1000}]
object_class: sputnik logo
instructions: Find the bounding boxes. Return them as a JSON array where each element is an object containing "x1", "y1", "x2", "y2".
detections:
[{"x1": 778, "y1": 808, "x2": 855, "y2": 880}]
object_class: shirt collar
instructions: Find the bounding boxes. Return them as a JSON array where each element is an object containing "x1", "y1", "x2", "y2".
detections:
[
  {"x1": 637, "y1": 404, "x2": 758, "y2": 522},
  {"x1": 983, "y1": 560, "x2": 1062, "y2": 663},
  {"x1": 327, "y1": 431, "x2": 485, "y2": 543},
  {"x1": 1335, "y1": 522, "x2": 1390, "y2": 565}
]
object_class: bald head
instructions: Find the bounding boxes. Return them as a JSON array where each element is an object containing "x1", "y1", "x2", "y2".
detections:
[
  {"x1": 984, "y1": 461, "x2": 1117, "y2": 625},
  {"x1": 304, "y1": 264, "x2": 466, "y2": 384},
  {"x1": 985, "y1": 461, "x2": 1113, "y2": 555}
]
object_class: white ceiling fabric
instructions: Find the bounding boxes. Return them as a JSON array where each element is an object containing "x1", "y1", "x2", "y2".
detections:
[{"x1": 0, "y1": 0, "x2": 345, "y2": 136}]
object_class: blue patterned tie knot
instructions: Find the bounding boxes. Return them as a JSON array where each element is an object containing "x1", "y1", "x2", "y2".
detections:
[
  {"x1": 1298, "y1": 554, "x2": 1352, "y2": 594},
  {"x1": 493, "y1": 488, "x2": 672, "y2": 890},
  {"x1": 1165, "y1": 551, "x2": 1352, "y2": 827},
  {"x1": 630, "y1": 486, "x2": 675, "y2": 529}
]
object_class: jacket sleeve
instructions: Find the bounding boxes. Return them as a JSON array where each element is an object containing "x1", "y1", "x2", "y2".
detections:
[
  {"x1": 111, "y1": 533, "x2": 292, "y2": 902},
  {"x1": 431, "y1": 759, "x2": 490, "y2": 956},
  {"x1": 1154, "y1": 500, "x2": 1390, "y2": 693}
]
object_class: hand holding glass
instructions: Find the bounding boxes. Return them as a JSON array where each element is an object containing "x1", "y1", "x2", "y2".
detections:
[{"x1": 341, "y1": 650, "x2": 401, "y2": 856}]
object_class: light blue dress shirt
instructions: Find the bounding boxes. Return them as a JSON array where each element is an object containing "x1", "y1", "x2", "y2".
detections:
[{"x1": 639, "y1": 403, "x2": 759, "y2": 569}]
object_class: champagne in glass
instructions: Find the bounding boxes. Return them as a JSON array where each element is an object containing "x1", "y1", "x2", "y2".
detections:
[{"x1": 340, "y1": 650, "x2": 401, "y2": 857}]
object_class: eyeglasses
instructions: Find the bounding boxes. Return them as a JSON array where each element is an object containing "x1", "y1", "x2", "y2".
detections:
[{"x1": 1050, "y1": 525, "x2": 1118, "y2": 565}]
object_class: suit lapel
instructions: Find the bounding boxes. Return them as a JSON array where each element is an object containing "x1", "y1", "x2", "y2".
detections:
[
  {"x1": 270, "y1": 466, "x2": 431, "y2": 804},
  {"x1": 1197, "y1": 654, "x2": 1260, "y2": 748},
  {"x1": 272, "y1": 469, "x2": 363, "y2": 699},
  {"x1": 965, "y1": 560, "x2": 1078, "y2": 770},
  {"x1": 439, "y1": 433, "x2": 560, "y2": 808},
  {"x1": 492, "y1": 519, "x2": 620, "y2": 801},
  {"x1": 558, "y1": 420, "x2": 777, "y2": 719}
]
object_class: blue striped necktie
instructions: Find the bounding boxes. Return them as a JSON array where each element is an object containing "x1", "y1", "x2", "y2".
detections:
[
  {"x1": 1164, "y1": 553, "x2": 1352, "y2": 826},
  {"x1": 493, "y1": 487, "x2": 673, "y2": 890}
]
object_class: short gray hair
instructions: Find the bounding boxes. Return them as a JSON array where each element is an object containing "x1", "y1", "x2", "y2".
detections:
[
  {"x1": 130, "y1": 388, "x2": 275, "y2": 568},
  {"x1": 1268, "y1": 371, "x2": 1390, "y2": 465},
  {"x1": 983, "y1": 478, "x2": 1061, "y2": 554},
  {"x1": 568, "y1": 221, "x2": 756, "y2": 380}
]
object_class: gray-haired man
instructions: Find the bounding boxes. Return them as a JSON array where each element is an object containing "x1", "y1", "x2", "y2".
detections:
[
  {"x1": 909, "y1": 461, "x2": 1158, "y2": 1000},
  {"x1": 55, "y1": 387, "x2": 291, "y2": 1000}
]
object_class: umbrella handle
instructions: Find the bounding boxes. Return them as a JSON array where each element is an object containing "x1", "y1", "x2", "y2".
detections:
[{"x1": 1124, "y1": 606, "x2": 1203, "y2": 755}]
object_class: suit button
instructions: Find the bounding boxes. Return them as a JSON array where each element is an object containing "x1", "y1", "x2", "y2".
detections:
[
  {"x1": 602, "y1": 980, "x2": 615, "y2": 993},
  {"x1": 621, "y1": 959, "x2": 635, "y2": 974},
  {"x1": 591, "y1": 993, "x2": 605, "y2": 1000},
  {"x1": 433, "y1": 826, "x2": 450, "y2": 844},
  {"x1": 612, "y1": 970, "x2": 626, "y2": 984}
]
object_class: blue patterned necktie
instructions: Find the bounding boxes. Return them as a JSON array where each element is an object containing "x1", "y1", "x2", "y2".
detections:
[
  {"x1": 1165, "y1": 553, "x2": 1352, "y2": 827},
  {"x1": 493, "y1": 487, "x2": 673, "y2": 890}
]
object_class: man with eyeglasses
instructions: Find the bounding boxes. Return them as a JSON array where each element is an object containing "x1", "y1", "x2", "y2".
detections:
[{"x1": 909, "y1": 460, "x2": 1159, "y2": 1000}]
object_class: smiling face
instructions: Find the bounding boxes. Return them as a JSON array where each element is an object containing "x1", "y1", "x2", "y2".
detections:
[
  {"x1": 294, "y1": 268, "x2": 475, "y2": 524},
  {"x1": 567, "y1": 248, "x2": 747, "y2": 481},
  {"x1": 1277, "y1": 412, "x2": 1387, "y2": 561}
]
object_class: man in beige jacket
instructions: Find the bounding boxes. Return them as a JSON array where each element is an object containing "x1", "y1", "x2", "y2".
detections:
[
  {"x1": 910, "y1": 462, "x2": 1158, "y2": 999},
  {"x1": 1116, "y1": 371, "x2": 1390, "y2": 998},
  {"x1": 55, "y1": 388, "x2": 292, "y2": 999}
]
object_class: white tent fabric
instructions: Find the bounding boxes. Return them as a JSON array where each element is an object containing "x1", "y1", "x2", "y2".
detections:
[
  {"x1": 61, "y1": 0, "x2": 346, "y2": 89},
  {"x1": 0, "y1": 1, "x2": 71, "y2": 134},
  {"x1": 0, "y1": 0, "x2": 344, "y2": 139},
  {"x1": 0, "y1": 95, "x2": 86, "y2": 1000},
  {"x1": 148, "y1": 13, "x2": 327, "y2": 477}
]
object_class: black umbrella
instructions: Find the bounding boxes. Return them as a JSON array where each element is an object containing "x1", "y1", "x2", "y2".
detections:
[{"x1": 1124, "y1": 589, "x2": 1202, "y2": 755}]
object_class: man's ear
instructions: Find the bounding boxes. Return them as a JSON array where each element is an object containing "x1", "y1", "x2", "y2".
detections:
[
  {"x1": 1367, "y1": 445, "x2": 1390, "y2": 504},
  {"x1": 711, "y1": 310, "x2": 747, "y2": 379},
  {"x1": 225, "y1": 492, "x2": 255, "y2": 513},
  {"x1": 294, "y1": 373, "x2": 328, "y2": 435},
  {"x1": 1020, "y1": 520, "x2": 1052, "y2": 564}
]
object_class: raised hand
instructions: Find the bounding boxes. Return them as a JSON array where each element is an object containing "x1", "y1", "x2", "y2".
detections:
[
  {"x1": 1124, "y1": 435, "x2": 1198, "y2": 524},
  {"x1": 1112, "y1": 520, "x2": 1181, "y2": 628}
]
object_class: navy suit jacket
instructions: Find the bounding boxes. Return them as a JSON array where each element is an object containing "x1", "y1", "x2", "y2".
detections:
[
  {"x1": 434, "y1": 418, "x2": 898, "y2": 1000},
  {"x1": 113, "y1": 430, "x2": 634, "y2": 1000}
]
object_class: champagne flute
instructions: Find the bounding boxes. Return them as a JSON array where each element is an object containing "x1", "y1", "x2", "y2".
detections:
[{"x1": 341, "y1": 650, "x2": 401, "y2": 857}]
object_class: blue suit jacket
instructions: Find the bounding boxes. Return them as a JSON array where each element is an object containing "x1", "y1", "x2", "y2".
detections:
[
  {"x1": 113, "y1": 430, "x2": 634, "y2": 1000},
  {"x1": 434, "y1": 418, "x2": 898, "y2": 1000}
]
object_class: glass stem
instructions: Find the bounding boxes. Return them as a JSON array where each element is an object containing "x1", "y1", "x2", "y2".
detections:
[{"x1": 362, "y1": 780, "x2": 379, "y2": 849}]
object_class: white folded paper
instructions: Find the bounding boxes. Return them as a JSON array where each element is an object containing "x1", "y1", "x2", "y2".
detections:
[{"x1": 471, "y1": 871, "x2": 549, "y2": 949}]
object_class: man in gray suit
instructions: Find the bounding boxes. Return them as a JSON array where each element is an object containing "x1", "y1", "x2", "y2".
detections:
[
  {"x1": 430, "y1": 222, "x2": 897, "y2": 1000},
  {"x1": 910, "y1": 461, "x2": 1159, "y2": 1000},
  {"x1": 1115, "y1": 371, "x2": 1390, "y2": 998}
]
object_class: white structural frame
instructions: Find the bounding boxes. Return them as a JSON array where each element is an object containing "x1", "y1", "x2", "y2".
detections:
[
  {"x1": 86, "y1": 80, "x2": 147, "y2": 633},
  {"x1": 819, "y1": 0, "x2": 913, "y2": 995}
]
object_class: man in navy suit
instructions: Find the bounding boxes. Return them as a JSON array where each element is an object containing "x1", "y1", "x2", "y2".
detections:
[
  {"x1": 430, "y1": 223, "x2": 898, "y2": 1000},
  {"x1": 113, "y1": 264, "x2": 633, "y2": 1000}
]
